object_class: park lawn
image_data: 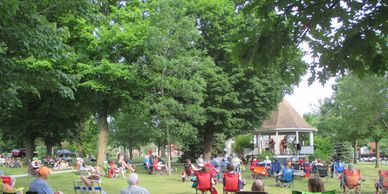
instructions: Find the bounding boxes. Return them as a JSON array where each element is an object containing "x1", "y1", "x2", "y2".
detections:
[{"x1": 1, "y1": 163, "x2": 386, "y2": 194}]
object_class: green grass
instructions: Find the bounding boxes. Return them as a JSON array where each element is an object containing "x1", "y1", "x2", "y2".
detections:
[{"x1": 1, "y1": 163, "x2": 387, "y2": 194}]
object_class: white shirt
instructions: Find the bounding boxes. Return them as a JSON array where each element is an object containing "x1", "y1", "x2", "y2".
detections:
[{"x1": 120, "y1": 185, "x2": 150, "y2": 194}]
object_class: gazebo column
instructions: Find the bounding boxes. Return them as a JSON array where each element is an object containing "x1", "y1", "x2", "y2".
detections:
[
  {"x1": 309, "y1": 131, "x2": 314, "y2": 146},
  {"x1": 258, "y1": 133, "x2": 262, "y2": 153},
  {"x1": 275, "y1": 131, "x2": 279, "y2": 155},
  {"x1": 296, "y1": 131, "x2": 299, "y2": 144},
  {"x1": 255, "y1": 134, "x2": 259, "y2": 148}
]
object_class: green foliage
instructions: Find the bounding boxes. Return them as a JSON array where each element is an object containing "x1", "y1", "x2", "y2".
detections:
[
  {"x1": 232, "y1": 134, "x2": 253, "y2": 155},
  {"x1": 335, "y1": 75, "x2": 388, "y2": 142},
  {"x1": 141, "y1": 0, "x2": 212, "y2": 156},
  {"x1": 68, "y1": 117, "x2": 99, "y2": 157},
  {"x1": 109, "y1": 106, "x2": 154, "y2": 158},
  {"x1": 311, "y1": 136, "x2": 334, "y2": 162},
  {"x1": 239, "y1": 1, "x2": 388, "y2": 83},
  {"x1": 332, "y1": 142, "x2": 353, "y2": 163},
  {"x1": 0, "y1": 0, "x2": 80, "y2": 111},
  {"x1": 257, "y1": 151, "x2": 273, "y2": 161},
  {"x1": 211, "y1": 133, "x2": 227, "y2": 156}
]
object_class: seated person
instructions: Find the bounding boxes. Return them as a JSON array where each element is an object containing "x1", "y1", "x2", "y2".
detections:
[
  {"x1": 29, "y1": 166, "x2": 63, "y2": 194},
  {"x1": 307, "y1": 177, "x2": 325, "y2": 192},
  {"x1": 0, "y1": 174, "x2": 22, "y2": 194},
  {"x1": 76, "y1": 158, "x2": 95, "y2": 173},
  {"x1": 251, "y1": 179, "x2": 265, "y2": 192},
  {"x1": 223, "y1": 164, "x2": 243, "y2": 192},
  {"x1": 183, "y1": 159, "x2": 193, "y2": 176},
  {"x1": 303, "y1": 158, "x2": 312, "y2": 177},
  {"x1": 31, "y1": 157, "x2": 42, "y2": 169},
  {"x1": 271, "y1": 159, "x2": 282, "y2": 176},
  {"x1": 193, "y1": 166, "x2": 216, "y2": 193},
  {"x1": 59, "y1": 160, "x2": 69, "y2": 169},
  {"x1": 375, "y1": 170, "x2": 388, "y2": 193},
  {"x1": 334, "y1": 159, "x2": 345, "y2": 176},
  {"x1": 120, "y1": 173, "x2": 149, "y2": 194},
  {"x1": 276, "y1": 162, "x2": 294, "y2": 186},
  {"x1": 317, "y1": 164, "x2": 328, "y2": 178},
  {"x1": 250, "y1": 157, "x2": 258, "y2": 172},
  {"x1": 338, "y1": 163, "x2": 362, "y2": 193},
  {"x1": 118, "y1": 153, "x2": 135, "y2": 173},
  {"x1": 108, "y1": 160, "x2": 124, "y2": 178},
  {"x1": 143, "y1": 155, "x2": 151, "y2": 172},
  {"x1": 53, "y1": 159, "x2": 61, "y2": 170}
]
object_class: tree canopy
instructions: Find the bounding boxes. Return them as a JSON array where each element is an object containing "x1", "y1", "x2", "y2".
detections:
[{"x1": 0, "y1": 0, "x2": 386, "y2": 166}]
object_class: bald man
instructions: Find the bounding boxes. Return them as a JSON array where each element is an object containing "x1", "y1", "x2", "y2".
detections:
[
  {"x1": 251, "y1": 180, "x2": 265, "y2": 192},
  {"x1": 120, "y1": 173, "x2": 149, "y2": 194}
]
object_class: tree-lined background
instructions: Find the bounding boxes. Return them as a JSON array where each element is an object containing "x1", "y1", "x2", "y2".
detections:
[{"x1": 0, "y1": 0, "x2": 386, "y2": 171}]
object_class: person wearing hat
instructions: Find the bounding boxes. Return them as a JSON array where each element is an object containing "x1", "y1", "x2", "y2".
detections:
[
  {"x1": 28, "y1": 166, "x2": 63, "y2": 194},
  {"x1": 120, "y1": 173, "x2": 149, "y2": 194}
]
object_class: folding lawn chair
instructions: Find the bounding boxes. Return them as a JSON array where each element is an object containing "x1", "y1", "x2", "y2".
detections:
[
  {"x1": 340, "y1": 169, "x2": 362, "y2": 194},
  {"x1": 195, "y1": 171, "x2": 212, "y2": 194},
  {"x1": 276, "y1": 168, "x2": 294, "y2": 188},
  {"x1": 375, "y1": 170, "x2": 388, "y2": 194},
  {"x1": 74, "y1": 179, "x2": 103, "y2": 194},
  {"x1": 0, "y1": 176, "x2": 24, "y2": 194},
  {"x1": 223, "y1": 172, "x2": 239, "y2": 194},
  {"x1": 317, "y1": 166, "x2": 329, "y2": 181}
]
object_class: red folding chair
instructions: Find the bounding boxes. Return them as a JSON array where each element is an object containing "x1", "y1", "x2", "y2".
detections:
[
  {"x1": 341, "y1": 169, "x2": 362, "y2": 193},
  {"x1": 375, "y1": 170, "x2": 388, "y2": 193},
  {"x1": 223, "y1": 172, "x2": 239, "y2": 194},
  {"x1": 0, "y1": 176, "x2": 24, "y2": 194},
  {"x1": 196, "y1": 172, "x2": 212, "y2": 194}
]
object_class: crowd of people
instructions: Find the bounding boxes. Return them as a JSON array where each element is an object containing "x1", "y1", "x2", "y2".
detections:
[
  {"x1": 143, "y1": 153, "x2": 168, "y2": 175},
  {"x1": 1, "y1": 151, "x2": 386, "y2": 194},
  {"x1": 0, "y1": 154, "x2": 23, "y2": 168},
  {"x1": 178, "y1": 154, "x2": 371, "y2": 194}
]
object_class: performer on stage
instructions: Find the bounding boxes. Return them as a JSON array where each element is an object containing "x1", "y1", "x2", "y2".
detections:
[
  {"x1": 280, "y1": 136, "x2": 288, "y2": 155},
  {"x1": 269, "y1": 138, "x2": 275, "y2": 154}
]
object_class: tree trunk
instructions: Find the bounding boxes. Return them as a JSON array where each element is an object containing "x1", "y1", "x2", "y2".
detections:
[
  {"x1": 96, "y1": 101, "x2": 109, "y2": 167},
  {"x1": 77, "y1": 143, "x2": 84, "y2": 158},
  {"x1": 160, "y1": 144, "x2": 166, "y2": 158},
  {"x1": 167, "y1": 125, "x2": 171, "y2": 175},
  {"x1": 375, "y1": 140, "x2": 380, "y2": 168},
  {"x1": 124, "y1": 147, "x2": 128, "y2": 160},
  {"x1": 203, "y1": 128, "x2": 214, "y2": 161},
  {"x1": 353, "y1": 139, "x2": 358, "y2": 164},
  {"x1": 24, "y1": 135, "x2": 36, "y2": 164},
  {"x1": 46, "y1": 142, "x2": 53, "y2": 156},
  {"x1": 128, "y1": 141, "x2": 133, "y2": 160}
]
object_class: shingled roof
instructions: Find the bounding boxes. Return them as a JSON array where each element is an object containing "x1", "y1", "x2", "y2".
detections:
[{"x1": 256, "y1": 99, "x2": 317, "y2": 133}]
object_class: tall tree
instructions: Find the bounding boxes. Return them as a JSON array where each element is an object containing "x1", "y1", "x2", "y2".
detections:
[
  {"x1": 67, "y1": 1, "x2": 149, "y2": 166},
  {"x1": 141, "y1": 0, "x2": 213, "y2": 174},
  {"x1": 0, "y1": 0, "x2": 89, "y2": 160},
  {"x1": 187, "y1": 0, "x2": 307, "y2": 160},
  {"x1": 335, "y1": 74, "x2": 388, "y2": 167}
]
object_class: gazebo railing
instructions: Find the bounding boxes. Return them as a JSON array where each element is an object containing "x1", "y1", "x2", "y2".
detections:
[{"x1": 300, "y1": 145, "x2": 314, "y2": 155}]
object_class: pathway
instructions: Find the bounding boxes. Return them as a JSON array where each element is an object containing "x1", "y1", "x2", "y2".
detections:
[{"x1": 10, "y1": 169, "x2": 77, "y2": 178}]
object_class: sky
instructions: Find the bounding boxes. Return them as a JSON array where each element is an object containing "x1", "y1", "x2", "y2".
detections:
[
  {"x1": 285, "y1": 74, "x2": 335, "y2": 115},
  {"x1": 284, "y1": 42, "x2": 336, "y2": 115}
]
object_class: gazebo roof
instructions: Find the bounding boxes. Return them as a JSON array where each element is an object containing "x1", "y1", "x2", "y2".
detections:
[{"x1": 255, "y1": 99, "x2": 317, "y2": 133}]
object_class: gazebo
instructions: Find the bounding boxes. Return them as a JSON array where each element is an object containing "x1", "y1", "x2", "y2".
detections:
[{"x1": 253, "y1": 99, "x2": 317, "y2": 157}]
